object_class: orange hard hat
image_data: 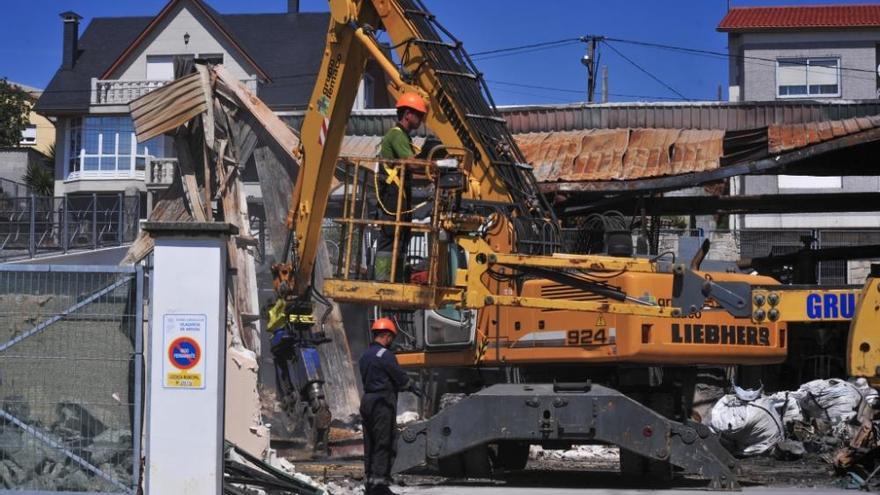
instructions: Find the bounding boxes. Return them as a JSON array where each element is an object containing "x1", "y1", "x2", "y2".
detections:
[
  {"x1": 396, "y1": 93, "x2": 427, "y2": 114},
  {"x1": 371, "y1": 317, "x2": 398, "y2": 335}
]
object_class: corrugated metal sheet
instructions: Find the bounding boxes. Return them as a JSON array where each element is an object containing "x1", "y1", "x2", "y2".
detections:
[
  {"x1": 768, "y1": 115, "x2": 880, "y2": 153},
  {"x1": 282, "y1": 104, "x2": 880, "y2": 185},
  {"x1": 130, "y1": 73, "x2": 206, "y2": 142},
  {"x1": 521, "y1": 129, "x2": 724, "y2": 182},
  {"x1": 280, "y1": 101, "x2": 880, "y2": 136},
  {"x1": 500, "y1": 101, "x2": 880, "y2": 134},
  {"x1": 336, "y1": 116, "x2": 878, "y2": 183}
]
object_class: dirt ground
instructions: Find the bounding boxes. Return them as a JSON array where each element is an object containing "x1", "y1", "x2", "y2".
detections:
[{"x1": 292, "y1": 446, "x2": 850, "y2": 493}]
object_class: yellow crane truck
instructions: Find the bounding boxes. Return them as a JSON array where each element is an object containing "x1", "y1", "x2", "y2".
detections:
[{"x1": 262, "y1": 0, "x2": 880, "y2": 489}]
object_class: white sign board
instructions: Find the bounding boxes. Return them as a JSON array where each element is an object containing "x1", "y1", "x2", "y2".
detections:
[{"x1": 163, "y1": 313, "x2": 207, "y2": 389}]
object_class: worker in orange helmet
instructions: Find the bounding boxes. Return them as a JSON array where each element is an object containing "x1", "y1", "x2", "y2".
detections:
[
  {"x1": 358, "y1": 317, "x2": 422, "y2": 495},
  {"x1": 374, "y1": 93, "x2": 428, "y2": 283}
]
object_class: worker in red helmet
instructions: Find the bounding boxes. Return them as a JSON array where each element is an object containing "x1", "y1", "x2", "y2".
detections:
[
  {"x1": 374, "y1": 93, "x2": 428, "y2": 282},
  {"x1": 358, "y1": 317, "x2": 422, "y2": 495}
]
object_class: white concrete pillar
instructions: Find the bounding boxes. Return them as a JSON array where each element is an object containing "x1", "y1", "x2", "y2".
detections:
[{"x1": 143, "y1": 222, "x2": 237, "y2": 495}]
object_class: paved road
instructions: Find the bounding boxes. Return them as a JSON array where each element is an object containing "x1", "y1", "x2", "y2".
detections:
[{"x1": 6, "y1": 246, "x2": 130, "y2": 265}]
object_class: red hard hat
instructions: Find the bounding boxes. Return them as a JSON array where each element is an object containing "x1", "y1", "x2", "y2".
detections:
[
  {"x1": 371, "y1": 317, "x2": 398, "y2": 335},
  {"x1": 396, "y1": 93, "x2": 428, "y2": 114}
]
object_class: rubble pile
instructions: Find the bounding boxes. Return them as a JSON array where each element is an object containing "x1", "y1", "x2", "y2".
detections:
[
  {"x1": 529, "y1": 444, "x2": 618, "y2": 463},
  {"x1": 709, "y1": 377, "x2": 880, "y2": 487},
  {"x1": 0, "y1": 397, "x2": 133, "y2": 491}
]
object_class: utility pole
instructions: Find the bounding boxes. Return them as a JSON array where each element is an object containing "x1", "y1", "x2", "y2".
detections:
[
  {"x1": 581, "y1": 36, "x2": 603, "y2": 103},
  {"x1": 602, "y1": 65, "x2": 609, "y2": 103}
]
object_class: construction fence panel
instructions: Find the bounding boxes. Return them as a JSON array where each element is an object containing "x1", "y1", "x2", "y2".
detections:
[{"x1": 0, "y1": 265, "x2": 143, "y2": 494}]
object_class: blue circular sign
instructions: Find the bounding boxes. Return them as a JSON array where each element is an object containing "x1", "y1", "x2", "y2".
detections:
[{"x1": 168, "y1": 337, "x2": 201, "y2": 370}]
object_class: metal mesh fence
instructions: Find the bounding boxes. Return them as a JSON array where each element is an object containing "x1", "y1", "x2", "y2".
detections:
[
  {"x1": 739, "y1": 229, "x2": 814, "y2": 259},
  {"x1": 0, "y1": 265, "x2": 142, "y2": 494},
  {"x1": 818, "y1": 230, "x2": 880, "y2": 285}
]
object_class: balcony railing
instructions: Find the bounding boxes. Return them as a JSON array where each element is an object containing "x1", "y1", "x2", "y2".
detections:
[
  {"x1": 147, "y1": 157, "x2": 177, "y2": 189},
  {"x1": 91, "y1": 77, "x2": 258, "y2": 105}
]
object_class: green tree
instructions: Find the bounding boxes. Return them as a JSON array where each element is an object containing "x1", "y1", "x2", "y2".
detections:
[
  {"x1": 0, "y1": 78, "x2": 29, "y2": 147},
  {"x1": 23, "y1": 163, "x2": 54, "y2": 197}
]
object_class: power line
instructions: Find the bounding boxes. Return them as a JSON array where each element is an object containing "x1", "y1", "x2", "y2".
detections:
[
  {"x1": 486, "y1": 79, "x2": 697, "y2": 101},
  {"x1": 489, "y1": 87, "x2": 573, "y2": 103},
  {"x1": 600, "y1": 41, "x2": 691, "y2": 101},
  {"x1": 472, "y1": 41, "x2": 583, "y2": 62},
  {"x1": 469, "y1": 38, "x2": 581, "y2": 58},
  {"x1": 605, "y1": 36, "x2": 878, "y2": 76},
  {"x1": 486, "y1": 80, "x2": 582, "y2": 95}
]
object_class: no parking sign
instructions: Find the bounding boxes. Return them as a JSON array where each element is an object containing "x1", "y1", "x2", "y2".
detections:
[{"x1": 163, "y1": 314, "x2": 207, "y2": 389}]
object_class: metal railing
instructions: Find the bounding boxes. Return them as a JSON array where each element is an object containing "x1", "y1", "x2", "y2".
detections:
[
  {"x1": 0, "y1": 194, "x2": 140, "y2": 260},
  {"x1": 91, "y1": 77, "x2": 258, "y2": 105},
  {"x1": 0, "y1": 264, "x2": 144, "y2": 493},
  {"x1": 91, "y1": 79, "x2": 168, "y2": 105}
]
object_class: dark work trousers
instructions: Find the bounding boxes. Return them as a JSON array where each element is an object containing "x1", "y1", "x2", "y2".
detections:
[
  {"x1": 360, "y1": 391, "x2": 398, "y2": 485},
  {"x1": 375, "y1": 178, "x2": 412, "y2": 282}
]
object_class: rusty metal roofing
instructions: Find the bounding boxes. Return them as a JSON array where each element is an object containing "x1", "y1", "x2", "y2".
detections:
[
  {"x1": 336, "y1": 114, "x2": 880, "y2": 184},
  {"x1": 280, "y1": 101, "x2": 880, "y2": 136},
  {"x1": 518, "y1": 129, "x2": 724, "y2": 182},
  {"x1": 768, "y1": 115, "x2": 880, "y2": 154},
  {"x1": 718, "y1": 5, "x2": 880, "y2": 32}
]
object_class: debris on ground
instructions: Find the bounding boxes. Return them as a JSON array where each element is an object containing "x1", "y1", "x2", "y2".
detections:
[
  {"x1": 529, "y1": 445, "x2": 618, "y2": 463},
  {"x1": 396, "y1": 411, "x2": 420, "y2": 425},
  {"x1": 706, "y1": 376, "x2": 880, "y2": 488},
  {"x1": 224, "y1": 441, "x2": 328, "y2": 494},
  {"x1": 710, "y1": 391, "x2": 784, "y2": 456},
  {"x1": 0, "y1": 397, "x2": 133, "y2": 491}
]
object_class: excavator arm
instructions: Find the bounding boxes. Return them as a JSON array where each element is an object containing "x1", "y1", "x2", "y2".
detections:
[{"x1": 273, "y1": 0, "x2": 559, "y2": 303}]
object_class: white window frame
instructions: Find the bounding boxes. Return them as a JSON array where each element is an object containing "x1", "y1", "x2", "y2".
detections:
[
  {"x1": 776, "y1": 57, "x2": 841, "y2": 99},
  {"x1": 65, "y1": 116, "x2": 156, "y2": 182},
  {"x1": 19, "y1": 124, "x2": 36, "y2": 145}
]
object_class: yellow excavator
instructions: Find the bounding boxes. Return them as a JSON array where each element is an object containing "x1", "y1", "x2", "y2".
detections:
[{"x1": 261, "y1": 0, "x2": 880, "y2": 489}]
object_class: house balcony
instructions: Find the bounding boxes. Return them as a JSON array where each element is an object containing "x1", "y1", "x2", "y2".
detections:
[{"x1": 90, "y1": 77, "x2": 258, "y2": 105}]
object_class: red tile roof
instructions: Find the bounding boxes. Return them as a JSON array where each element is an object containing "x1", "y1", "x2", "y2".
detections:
[{"x1": 718, "y1": 5, "x2": 880, "y2": 31}]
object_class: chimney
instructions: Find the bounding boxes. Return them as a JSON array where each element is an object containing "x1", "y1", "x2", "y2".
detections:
[
  {"x1": 287, "y1": 0, "x2": 299, "y2": 13},
  {"x1": 60, "y1": 11, "x2": 83, "y2": 70}
]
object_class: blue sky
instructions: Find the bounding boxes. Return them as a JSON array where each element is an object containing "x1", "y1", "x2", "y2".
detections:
[{"x1": 1, "y1": 0, "x2": 876, "y2": 105}]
